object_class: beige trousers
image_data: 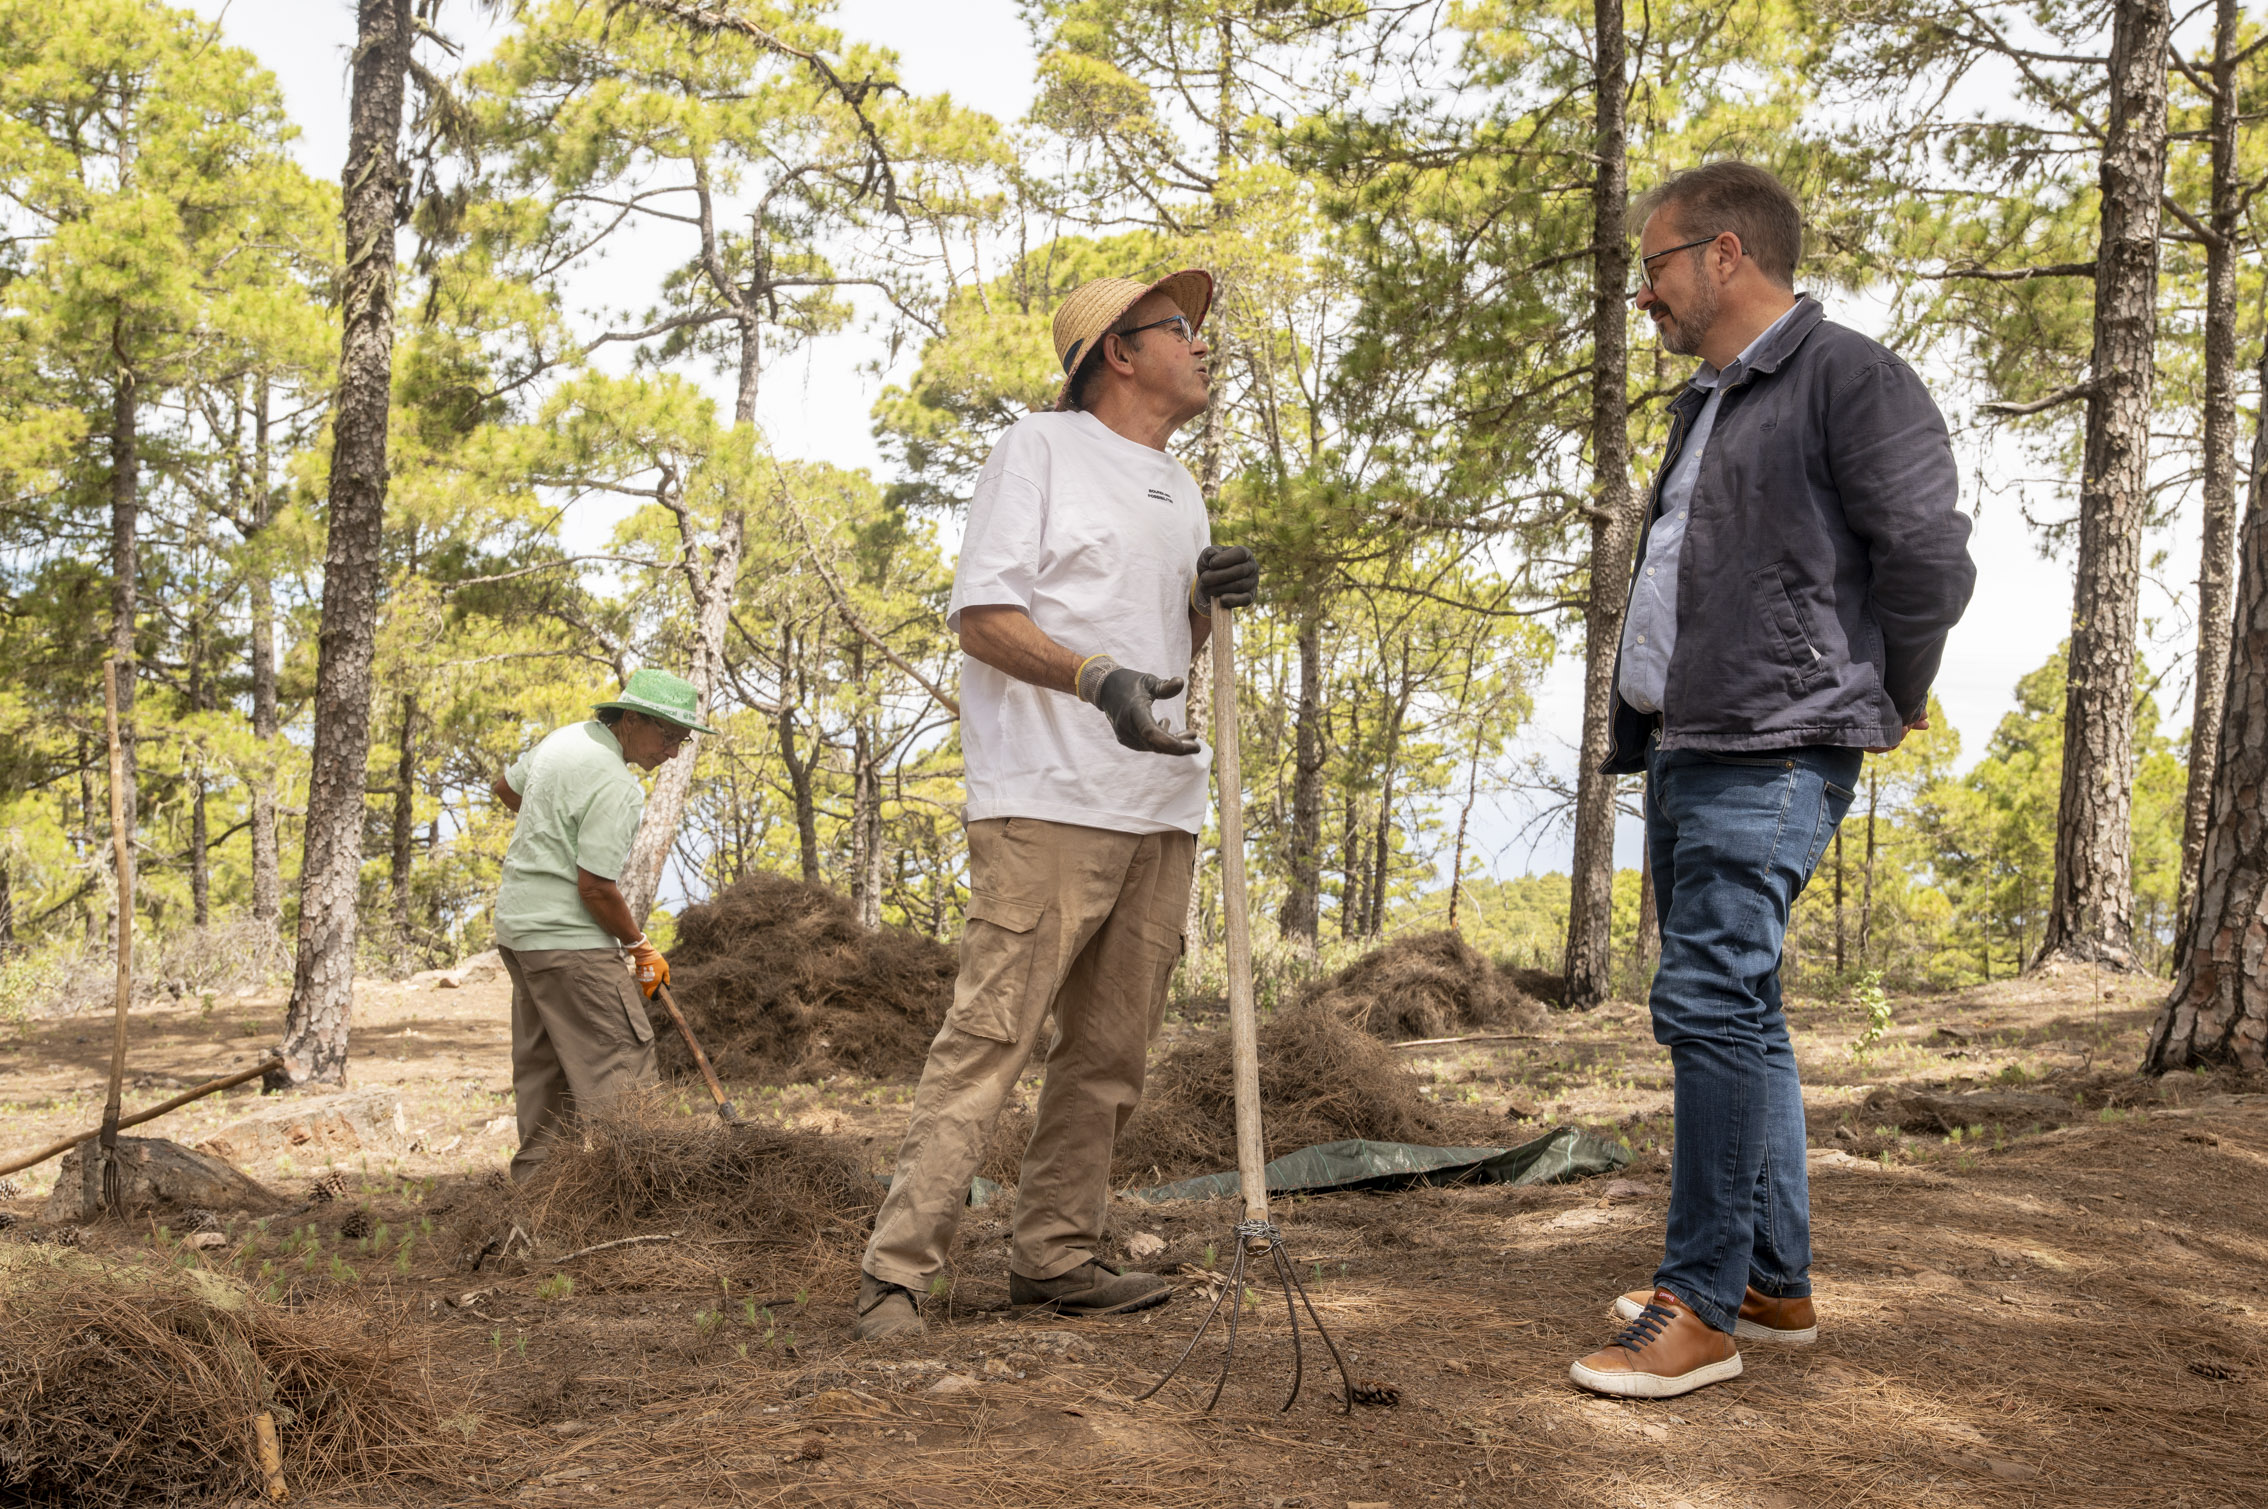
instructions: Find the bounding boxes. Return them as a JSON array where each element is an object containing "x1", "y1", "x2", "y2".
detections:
[
  {"x1": 500, "y1": 945, "x2": 659, "y2": 1181},
  {"x1": 864, "y1": 817, "x2": 1196, "y2": 1289}
]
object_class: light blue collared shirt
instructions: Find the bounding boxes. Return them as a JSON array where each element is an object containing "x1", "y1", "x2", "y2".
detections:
[{"x1": 1616, "y1": 302, "x2": 1804, "y2": 715}]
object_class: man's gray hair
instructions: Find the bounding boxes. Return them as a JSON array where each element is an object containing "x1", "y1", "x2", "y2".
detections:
[{"x1": 1630, "y1": 161, "x2": 1803, "y2": 288}]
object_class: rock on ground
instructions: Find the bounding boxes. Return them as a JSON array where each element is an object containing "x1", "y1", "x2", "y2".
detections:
[
  {"x1": 197, "y1": 1087, "x2": 407, "y2": 1164},
  {"x1": 43, "y1": 1136, "x2": 278, "y2": 1223}
]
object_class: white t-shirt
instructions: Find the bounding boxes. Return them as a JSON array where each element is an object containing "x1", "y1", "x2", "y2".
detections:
[{"x1": 948, "y1": 410, "x2": 1213, "y2": 834}]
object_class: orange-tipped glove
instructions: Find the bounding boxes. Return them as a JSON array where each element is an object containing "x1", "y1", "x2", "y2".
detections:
[{"x1": 627, "y1": 936, "x2": 670, "y2": 999}]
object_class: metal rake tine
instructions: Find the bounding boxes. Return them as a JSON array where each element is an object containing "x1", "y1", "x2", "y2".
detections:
[
  {"x1": 1131, "y1": 1259, "x2": 1237, "y2": 1404},
  {"x1": 1269, "y1": 1243, "x2": 1306, "y2": 1413},
  {"x1": 1278, "y1": 1246, "x2": 1354, "y2": 1414},
  {"x1": 1203, "y1": 1240, "x2": 1252, "y2": 1413}
]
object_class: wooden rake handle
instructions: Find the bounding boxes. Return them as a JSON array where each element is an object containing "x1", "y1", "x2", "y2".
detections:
[
  {"x1": 651, "y1": 981, "x2": 737, "y2": 1122},
  {"x1": 1210, "y1": 606, "x2": 1269, "y2": 1236}
]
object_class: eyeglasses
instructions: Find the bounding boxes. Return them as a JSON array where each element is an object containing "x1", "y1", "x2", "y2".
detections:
[
  {"x1": 1112, "y1": 313, "x2": 1196, "y2": 346},
  {"x1": 1632, "y1": 234, "x2": 1733, "y2": 294}
]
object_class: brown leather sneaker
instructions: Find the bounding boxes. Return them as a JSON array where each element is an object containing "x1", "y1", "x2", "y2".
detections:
[
  {"x1": 1613, "y1": 1283, "x2": 1818, "y2": 1344},
  {"x1": 1571, "y1": 1288, "x2": 1742, "y2": 1399}
]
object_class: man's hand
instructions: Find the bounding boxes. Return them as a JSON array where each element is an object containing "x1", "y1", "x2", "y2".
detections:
[
  {"x1": 1865, "y1": 715, "x2": 1929, "y2": 756},
  {"x1": 1192, "y1": 544, "x2": 1260, "y2": 615},
  {"x1": 626, "y1": 936, "x2": 670, "y2": 999},
  {"x1": 1077, "y1": 655, "x2": 1202, "y2": 755}
]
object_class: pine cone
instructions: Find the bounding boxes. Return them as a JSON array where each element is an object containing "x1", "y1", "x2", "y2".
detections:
[
  {"x1": 0, "y1": 1176, "x2": 21, "y2": 1199},
  {"x1": 309, "y1": 1171, "x2": 349, "y2": 1203},
  {"x1": 1350, "y1": 1379, "x2": 1401, "y2": 1407},
  {"x1": 0, "y1": 1211, "x2": 18, "y2": 1233},
  {"x1": 340, "y1": 1209, "x2": 374, "y2": 1241},
  {"x1": 181, "y1": 1207, "x2": 222, "y2": 1234}
]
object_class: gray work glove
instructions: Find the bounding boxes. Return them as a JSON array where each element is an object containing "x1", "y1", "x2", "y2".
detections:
[
  {"x1": 1076, "y1": 655, "x2": 1201, "y2": 756},
  {"x1": 1191, "y1": 544, "x2": 1260, "y2": 615}
]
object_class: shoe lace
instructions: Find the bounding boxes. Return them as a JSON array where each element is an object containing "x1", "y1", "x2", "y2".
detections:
[{"x1": 1611, "y1": 1300, "x2": 1676, "y2": 1354}]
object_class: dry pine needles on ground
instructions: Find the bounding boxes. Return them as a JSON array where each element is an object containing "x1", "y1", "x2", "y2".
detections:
[
  {"x1": 0, "y1": 1247, "x2": 433, "y2": 1509},
  {"x1": 506, "y1": 1092, "x2": 881, "y2": 1257},
  {"x1": 1299, "y1": 930, "x2": 1547, "y2": 1041},
  {"x1": 987, "y1": 1005, "x2": 1510, "y2": 1188},
  {"x1": 664, "y1": 872, "x2": 956, "y2": 1082}
]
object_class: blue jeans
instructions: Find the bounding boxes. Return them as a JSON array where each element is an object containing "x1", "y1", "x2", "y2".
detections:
[{"x1": 1644, "y1": 740, "x2": 1860, "y2": 1335}]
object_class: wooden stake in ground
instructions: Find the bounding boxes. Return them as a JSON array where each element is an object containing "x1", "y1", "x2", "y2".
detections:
[
  {"x1": 1137, "y1": 606, "x2": 1352, "y2": 1414},
  {"x1": 96, "y1": 658, "x2": 134, "y2": 1214}
]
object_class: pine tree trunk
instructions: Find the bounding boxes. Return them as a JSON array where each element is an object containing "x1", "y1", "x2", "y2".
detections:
[
  {"x1": 248, "y1": 381, "x2": 282, "y2": 940},
  {"x1": 1564, "y1": 0, "x2": 1635, "y2": 1010},
  {"x1": 2175, "y1": 0, "x2": 2243, "y2": 942},
  {"x1": 617, "y1": 313, "x2": 755, "y2": 926},
  {"x1": 1278, "y1": 607, "x2": 1322, "y2": 941},
  {"x1": 2035, "y1": 0, "x2": 2170, "y2": 971},
  {"x1": 777, "y1": 687, "x2": 821, "y2": 886},
  {"x1": 272, "y1": 0, "x2": 412, "y2": 1089},
  {"x1": 2146, "y1": 331, "x2": 2268, "y2": 1072},
  {"x1": 390, "y1": 692, "x2": 417, "y2": 954},
  {"x1": 109, "y1": 366, "x2": 139, "y2": 864}
]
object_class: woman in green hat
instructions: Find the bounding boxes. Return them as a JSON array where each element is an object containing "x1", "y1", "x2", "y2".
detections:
[{"x1": 487, "y1": 668, "x2": 718, "y2": 1181}]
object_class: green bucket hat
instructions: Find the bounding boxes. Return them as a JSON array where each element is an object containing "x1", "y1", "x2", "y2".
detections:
[{"x1": 592, "y1": 668, "x2": 720, "y2": 735}]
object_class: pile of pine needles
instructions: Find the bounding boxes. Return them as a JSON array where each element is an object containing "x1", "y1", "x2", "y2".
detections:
[
  {"x1": 664, "y1": 872, "x2": 956, "y2": 1082},
  {"x1": 1300, "y1": 930, "x2": 1547, "y2": 1041},
  {"x1": 0, "y1": 1248, "x2": 432, "y2": 1508}
]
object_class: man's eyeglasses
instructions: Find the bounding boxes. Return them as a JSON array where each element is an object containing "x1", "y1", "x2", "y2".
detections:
[
  {"x1": 1633, "y1": 234, "x2": 1733, "y2": 294},
  {"x1": 1112, "y1": 313, "x2": 1196, "y2": 347}
]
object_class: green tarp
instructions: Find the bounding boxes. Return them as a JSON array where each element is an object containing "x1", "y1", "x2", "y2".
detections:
[{"x1": 1122, "y1": 1125, "x2": 1631, "y2": 1204}]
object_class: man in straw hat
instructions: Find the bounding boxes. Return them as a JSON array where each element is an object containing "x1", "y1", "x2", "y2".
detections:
[
  {"x1": 851, "y1": 268, "x2": 1261, "y2": 1340},
  {"x1": 488, "y1": 668, "x2": 718, "y2": 1181}
]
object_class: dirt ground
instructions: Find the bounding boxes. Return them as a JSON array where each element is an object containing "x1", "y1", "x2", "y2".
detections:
[{"x1": 4, "y1": 964, "x2": 2264, "y2": 1508}]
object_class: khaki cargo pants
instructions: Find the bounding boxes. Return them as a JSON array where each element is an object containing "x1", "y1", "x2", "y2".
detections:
[
  {"x1": 500, "y1": 945, "x2": 659, "y2": 1181},
  {"x1": 864, "y1": 816, "x2": 1195, "y2": 1289}
]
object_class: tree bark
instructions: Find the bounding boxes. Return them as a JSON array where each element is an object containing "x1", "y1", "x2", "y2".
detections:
[
  {"x1": 272, "y1": 0, "x2": 412, "y2": 1089},
  {"x1": 2174, "y1": 0, "x2": 2244, "y2": 943},
  {"x1": 777, "y1": 690, "x2": 821, "y2": 886},
  {"x1": 247, "y1": 382, "x2": 282, "y2": 940},
  {"x1": 616, "y1": 293, "x2": 756, "y2": 926},
  {"x1": 2035, "y1": 0, "x2": 2170, "y2": 971},
  {"x1": 1278, "y1": 606, "x2": 1323, "y2": 941},
  {"x1": 2146, "y1": 330, "x2": 2268, "y2": 1072},
  {"x1": 390, "y1": 692, "x2": 417, "y2": 953},
  {"x1": 1563, "y1": 0, "x2": 1635, "y2": 1010},
  {"x1": 109, "y1": 363, "x2": 139, "y2": 871}
]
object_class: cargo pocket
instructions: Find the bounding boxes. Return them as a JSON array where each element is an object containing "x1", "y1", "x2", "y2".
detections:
[
  {"x1": 946, "y1": 889, "x2": 1047, "y2": 1044},
  {"x1": 618, "y1": 972, "x2": 656, "y2": 1044}
]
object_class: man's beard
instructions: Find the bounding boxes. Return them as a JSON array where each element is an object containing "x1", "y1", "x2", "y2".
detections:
[{"x1": 1651, "y1": 274, "x2": 1718, "y2": 357}]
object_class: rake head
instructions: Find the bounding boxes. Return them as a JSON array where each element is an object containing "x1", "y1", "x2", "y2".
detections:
[{"x1": 1135, "y1": 1217, "x2": 1352, "y2": 1414}]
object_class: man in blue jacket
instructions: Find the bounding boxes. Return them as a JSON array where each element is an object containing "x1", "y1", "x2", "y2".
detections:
[{"x1": 1570, "y1": 162, "x2": 1976, "y2": 1399}]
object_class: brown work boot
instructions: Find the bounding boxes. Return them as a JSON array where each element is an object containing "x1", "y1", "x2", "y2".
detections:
[
  {"x1": 1571, "y1": 1288, "x2": 1742, "y2": 1399},
  {"x1": 852, "y1": 1274, "x2": 925, "y2": 1341},
  {"x1": 1008, "y1": 1259, "x2": 1172, "y2": 1316},
  {"x1": 1613, "y1": 1283, "x2": 1818, "y2": 1345}
]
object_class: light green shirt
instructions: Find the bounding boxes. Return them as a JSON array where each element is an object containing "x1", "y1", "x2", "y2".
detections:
[{"x1": 493, "y1": 721, "x2": 646, "y2": 952}]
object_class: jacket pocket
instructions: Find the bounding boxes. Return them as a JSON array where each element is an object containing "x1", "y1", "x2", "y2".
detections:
[
  {"x1": 1755, "y1": 563, "x2": 1830, "y2": 695},
  {"x1": 946, "y1": 889, "x2": 1048, "y2": 1044}
]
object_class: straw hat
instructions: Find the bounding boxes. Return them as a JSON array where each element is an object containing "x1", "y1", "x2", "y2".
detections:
[{"x1": 1050, "y1": 268, "x2": 1214, "y2": 409}]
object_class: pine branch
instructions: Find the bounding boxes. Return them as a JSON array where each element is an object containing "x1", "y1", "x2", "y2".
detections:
[{"x1": 605, "y1": 0, "x2": 903, "y2": 218}]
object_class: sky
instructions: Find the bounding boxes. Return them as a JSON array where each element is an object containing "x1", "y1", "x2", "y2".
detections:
[{"x1": 187, "y1": 0, "x2": 2194, "y2": 885}]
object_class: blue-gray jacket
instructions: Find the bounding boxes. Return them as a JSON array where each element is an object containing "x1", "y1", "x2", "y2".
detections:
[{"x1": 1602, "y1": 296, "x2": 1976, "y2": 775}]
